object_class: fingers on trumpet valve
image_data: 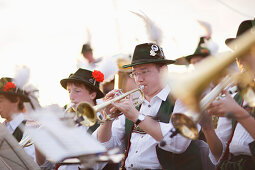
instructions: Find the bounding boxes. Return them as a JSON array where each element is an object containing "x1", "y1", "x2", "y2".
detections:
[{"x1": 104, "y1": 89, "x2": 122, "y2": 100}]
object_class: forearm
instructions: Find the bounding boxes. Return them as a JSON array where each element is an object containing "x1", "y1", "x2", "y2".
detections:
[
  {"x1": 139, "y1": 117, "x2": 163, "y2": 141},
  {"x1": 35, "y1": 147, "x2": 46, "y2": 166},
  {"x1": 236, "y1": 107, "x2": 255, "y2": 140},
  {"x1": 97, "y1": 121, "x2": 113, "y2": 143},
  {"x1": 203, "y1": 129, "x2": 223, "y2": 161}
]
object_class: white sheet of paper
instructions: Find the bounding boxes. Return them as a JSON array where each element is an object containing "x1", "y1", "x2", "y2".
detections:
[{"x1": 25, "y1": 108, "x2": 106, "y2": 162}]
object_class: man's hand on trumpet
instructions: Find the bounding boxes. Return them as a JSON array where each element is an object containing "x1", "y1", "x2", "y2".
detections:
[
  {"x1": 207, "y1": 90, "x2": 246, "y2": 118},
  {"x1": 111, "y1": 96, "x2": 140, "y2": 123},
  {"x1": 103, "y1": 89, "x2": 123, "y2": 119}
]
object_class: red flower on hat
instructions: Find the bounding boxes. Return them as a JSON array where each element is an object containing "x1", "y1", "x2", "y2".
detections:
[
  {"x1": 3, "y1": 82, "x2": 16, "y2": 91},
  {"x1": 201, "y1": 48, "x2": 209, "y2": 54},
  {"x1": 92, "y1": 70, "x2": 104, "y2": 82}
]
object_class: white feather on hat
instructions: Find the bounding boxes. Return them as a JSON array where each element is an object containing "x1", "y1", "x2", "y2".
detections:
[
  {"x1": 96, "y1": 56, "x2": 119, "y2": 83},
  {"x1": 197, "y1": 20, "x2": 219, "y2": 55},
  {"x1": 13, "y1": 65, "x2": 30, "y2": 91},
  {"x1": 131, "y1": 10, "x2": 162, "y2": 45},
  {"x1": 23, "y1": 84, "x2": 41, "y2": 112}
]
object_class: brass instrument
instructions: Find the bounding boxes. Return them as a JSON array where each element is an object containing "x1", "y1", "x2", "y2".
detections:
[
  {"x1": 76, "y1": 86, "x2": 144, "y2": 127},
  {"x1": 65, "y1": 103, "x2": 75, "y2": 113},
  {"x1": 19, "y1": 135, "x2": 33, "y2": 148},
  {"x1": 166, "y1": 27, "x2": 255, "y2": 140}
]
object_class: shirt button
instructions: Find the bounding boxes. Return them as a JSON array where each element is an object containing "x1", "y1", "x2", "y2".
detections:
[
  {"x1": 131, "y1": 164, "x2": 133, "y2": 167},
  {"x1": 135, "y1": 151, "x2": 138, "y2": 153},
  {"x1": 141, "y1": 136, "x2": 144, "y2": 138},
  {"x1": 148, "y1": 105, "x2": 151, "y2": 108}
]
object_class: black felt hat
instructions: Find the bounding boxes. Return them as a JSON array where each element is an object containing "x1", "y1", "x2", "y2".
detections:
[
  {"x1": 81, "y1": 43, "x2": 93, "y2": 54},
  {"x1": 122, "y1": 43, "x2": 175, "y2": 68},
  {"x1": 184, "y1": 37, "x2": 211, "y2": 63},
  {"x1": 60, "y1": 68, "x2": 104, "y2": 99},
  {"x1": 225, "y1": 19, "x2": 255, "y2": 46},
  {"x1": 0, "y1": 77, "x2": 30, "y2": 102}
]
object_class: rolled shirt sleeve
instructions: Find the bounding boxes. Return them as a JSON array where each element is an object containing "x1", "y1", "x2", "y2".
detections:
[
  {"x1": 92, "y1": 115, "x2": 126, "y2": 153},
  {"x1": 208, "y1": 117, "x2": 232, "y2": 165},
  {"x1": 159, "y1": 121, "x2": 192, "y2": 153},
  {"x1": 158, "y1": 99, "x2": 194, "y2": 153}
]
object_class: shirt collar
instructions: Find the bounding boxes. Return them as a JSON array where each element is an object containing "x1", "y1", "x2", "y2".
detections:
[
  {"x1": 8, "y1": 113, "x2": 24, "y2": 131},
  {"x1": 153, "y1": 85, "x2": 170, "y2": 102}
]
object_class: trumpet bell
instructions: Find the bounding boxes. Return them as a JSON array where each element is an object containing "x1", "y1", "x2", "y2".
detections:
[
  {"x1": 171, "y1": 112, "x2": 199, "y2": 140},
  {"x1": 76, "y1": 102, "x2": 97, "y2": 127}
]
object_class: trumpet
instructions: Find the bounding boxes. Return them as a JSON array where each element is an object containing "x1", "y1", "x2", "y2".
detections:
[
  {"x1": 166, "y1": 27, "x2": 255, "y2": 140},
  {"x1": 76, "y1": 86, "x2": 144, "y2": 127}
]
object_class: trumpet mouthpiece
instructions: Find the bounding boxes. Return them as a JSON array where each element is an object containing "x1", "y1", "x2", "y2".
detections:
[{"x1": 139, "y1": 85, "x2": 144, "y2": 90}]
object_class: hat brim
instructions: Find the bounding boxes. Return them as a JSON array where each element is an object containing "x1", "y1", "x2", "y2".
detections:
[
  {"x1": 185, "y1": 53, "x2": 209, "y2": 63},
  {"x1": 60, "y1": 78, "x2": 104, "y2": 99},
  {"x1": 122, "y1": 59, "x2": 175, "y2": 68},
  {"x1": 225, "y1": 38, "x2": 235, "y2": 47}
]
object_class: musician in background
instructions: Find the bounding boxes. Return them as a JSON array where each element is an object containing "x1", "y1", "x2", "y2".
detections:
[
  {"x1": 0, "y1": 76, "x2": 37, "y2": 161},
  {"x1": 77, "y1": 43, "x2": 103, "y2": 71},
  {"x1": 94, "y1": 43, "x2": 203, "y2": 170},
  {"x1": 201, "y1": 19, "x2": 255, "y2": 170}
]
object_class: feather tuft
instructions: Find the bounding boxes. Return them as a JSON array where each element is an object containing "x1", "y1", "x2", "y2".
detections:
[
  {"x1": 205, "y1": 38, "x2": 219, "y2": 55},
  {"x1": 197, "y1": 20, "x2": 212, "y2": 39},
  {"x1": 96, "y1": 56, "x2": 119, "y2": 83},
  {"x1": 131, "y1": 10, "x2": 162, "y2": 45},
  {"x1": 13, "y1": 65, "x2": 30, "y2": 90},
  {"x1": 86, "y1": 27, "x2": 92, "y2": 45}
]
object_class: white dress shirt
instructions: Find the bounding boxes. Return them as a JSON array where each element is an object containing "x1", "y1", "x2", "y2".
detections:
[
  {"x1": 5, "y1": 113, "x2": 36, "y2": 161},
  {"x1": 209, "y1": 100, "x2": 254, "y2": 165},
  {"x1": 94, "y1": 86, "x2": 192, "y2": 169}
]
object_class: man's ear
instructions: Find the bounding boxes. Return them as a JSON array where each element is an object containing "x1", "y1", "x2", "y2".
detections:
[
  {"x1": 89, "y1": 91, "x2": 97, "y2": 100},
  {"x1": 16, "y1": 96, "x2": 21, "y2": 104}
]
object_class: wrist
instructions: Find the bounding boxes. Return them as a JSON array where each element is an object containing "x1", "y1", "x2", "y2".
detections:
[
  {"x1": 134, "y1": 114, "x2": 146, "y2": 126},
  {"x1": 202, "y1": 126, "x2": 215, "y2": 133}
]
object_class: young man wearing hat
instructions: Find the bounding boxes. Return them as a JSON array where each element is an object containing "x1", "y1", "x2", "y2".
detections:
[
  {"x1": 0, "y1": 77, "x2": 36, "y2": 160},
  {"x1": 37, "y1": 68, "x2": 105, "y2": 170},
  {"x1": 201, "y1": 19, "x2": 255, "y2": 170},
  {"x1": 95, "y1": 43, "x2": 203, "y2": 170}
]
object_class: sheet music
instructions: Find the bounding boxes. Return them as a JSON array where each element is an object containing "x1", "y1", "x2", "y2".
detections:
[{"x1": 25, "y1": 108, "x2": 106, "y2": 162}]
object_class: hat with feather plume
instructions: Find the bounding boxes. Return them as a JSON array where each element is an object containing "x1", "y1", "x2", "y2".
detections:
[{"x1": 0, "y1": 66, "x2": 31, "y2": 102}]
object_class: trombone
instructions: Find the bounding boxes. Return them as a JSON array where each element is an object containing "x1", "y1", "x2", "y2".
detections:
[
  {"x1": 166, "y1": 27, "x2": 255, "y2": 140},
  {"x1": 76, "y1": 86, "x2": 144, "y2": 127}
]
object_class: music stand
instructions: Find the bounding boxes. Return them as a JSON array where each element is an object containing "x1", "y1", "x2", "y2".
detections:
[{"x1": 0, "y1": 123, "x2": 40, "y2": 170}]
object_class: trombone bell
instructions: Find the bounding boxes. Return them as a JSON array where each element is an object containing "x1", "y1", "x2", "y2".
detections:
[{"x1": 76, "y1": 102, "x2": 97, "y2": 127}]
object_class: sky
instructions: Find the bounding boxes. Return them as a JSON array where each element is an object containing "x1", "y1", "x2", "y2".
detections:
[{"x1": 0, "y1": 0, "x2": 254, "y2": 112}]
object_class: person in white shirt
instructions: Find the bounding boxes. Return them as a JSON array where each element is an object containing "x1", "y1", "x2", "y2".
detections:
[
  {"x1": 201, "y1": 19, "x2": 255, "y2": 170},
  {"x1": 94, "y1": 43, "x2": 203, "y2": 170},
  {"x1": 0, "y1": 77, "x2": 36, "y2": 161}
]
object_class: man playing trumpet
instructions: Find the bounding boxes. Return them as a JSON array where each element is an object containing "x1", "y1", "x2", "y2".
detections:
[
  {"x1": 201, "y1": 19, "x2": 255, "y2": 170},
  {"x1": 95, "y1": 43, "x2": 203, "y2": 170}
]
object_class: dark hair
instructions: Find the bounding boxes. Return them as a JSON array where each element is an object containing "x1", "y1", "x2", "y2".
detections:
[
  {"x1": 67, "y1": 81, "x2": 97, "y2": 105},
  {"x1": 3, "y1": 94, "x2": 25, "y2": 111}
]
